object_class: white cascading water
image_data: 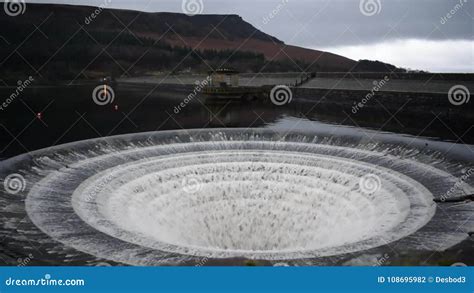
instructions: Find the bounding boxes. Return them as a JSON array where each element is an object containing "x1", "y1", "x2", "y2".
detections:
[{"x1": 1, "y1": 127, "x2": 473, "y2": 265}]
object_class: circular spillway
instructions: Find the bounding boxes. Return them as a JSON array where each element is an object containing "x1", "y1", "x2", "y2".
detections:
[
  {"x1": 71, "y1": 147, "x2": 432, "y2": 259},
  {"x1": 1, "y1": 128, "x2": 473, "y2": 265}
]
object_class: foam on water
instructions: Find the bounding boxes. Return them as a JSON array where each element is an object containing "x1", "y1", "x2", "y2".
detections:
[{"x1": 1, "y1": 128, "x2": 473, "y2": 265}]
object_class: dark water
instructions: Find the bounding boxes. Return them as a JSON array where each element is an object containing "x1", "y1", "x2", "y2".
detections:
[
  {"x1": 0, "y1": 83, "x2": 473, "y2": 266},
  {"x1": 0, "y1": 83, "x2": 472, "y2": 159}
]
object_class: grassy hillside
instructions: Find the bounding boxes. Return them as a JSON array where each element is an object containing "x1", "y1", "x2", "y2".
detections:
[{"x1": 0, "y1": 3, "x2": 401, "y2": 82}]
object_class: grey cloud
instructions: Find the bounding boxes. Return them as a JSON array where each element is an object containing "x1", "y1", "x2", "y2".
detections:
[{"x1": 26, "y1": 0, "x2": 473, "y2": 48}]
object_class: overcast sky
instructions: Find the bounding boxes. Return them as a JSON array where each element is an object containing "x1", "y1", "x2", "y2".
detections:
[{"x1": 26, "y1": 0, "x2": 474, "y2": 72}]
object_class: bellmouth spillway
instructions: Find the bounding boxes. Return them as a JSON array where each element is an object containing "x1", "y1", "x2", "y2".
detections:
[{"x1": 0, "y1": 128, "x2": 473, "y2": 266}]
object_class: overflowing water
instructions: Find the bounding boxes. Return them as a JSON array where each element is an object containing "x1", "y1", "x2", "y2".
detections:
[{"x1": 1, "y1": 127, "x2": 473, "y2": 265}]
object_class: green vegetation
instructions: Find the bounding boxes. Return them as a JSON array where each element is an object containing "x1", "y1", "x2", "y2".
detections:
[{"x1": 1, "y1": 29, "x2": 313, "y2": 82}]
